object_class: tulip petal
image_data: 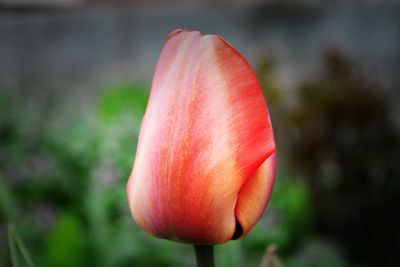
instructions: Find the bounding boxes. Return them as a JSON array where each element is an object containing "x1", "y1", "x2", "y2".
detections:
[
  {"x1": 234, "y1": 152, "x2": 276, "y2": 238},
  {"x1": 127, "y1": 30, "x2": 276, "y2": 244}
]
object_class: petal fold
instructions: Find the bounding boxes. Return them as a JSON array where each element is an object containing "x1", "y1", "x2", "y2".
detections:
[{"x1": 234, "y1": 152, "x2": 276, "y2": 238}]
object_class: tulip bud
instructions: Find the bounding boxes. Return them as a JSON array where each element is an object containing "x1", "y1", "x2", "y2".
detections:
[{"x1": 127, "y1": 29, "x2": 276, "y2": 244}]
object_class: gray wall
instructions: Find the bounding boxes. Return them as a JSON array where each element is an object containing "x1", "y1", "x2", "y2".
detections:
[{"x1": 0, "y1": 3, "x2": 399, "y2": 101}]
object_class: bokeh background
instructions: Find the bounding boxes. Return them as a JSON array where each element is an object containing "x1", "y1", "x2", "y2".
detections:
[{"x1": 1, "y1": 0, "x2": 399, "y2": 266}]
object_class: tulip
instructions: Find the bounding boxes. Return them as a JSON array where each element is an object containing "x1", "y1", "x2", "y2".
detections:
[{"x1": 127, "y1": 29, "x2": 276, "y2": 245}]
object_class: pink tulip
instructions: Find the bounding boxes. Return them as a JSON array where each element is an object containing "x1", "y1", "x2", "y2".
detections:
[{"x1": 127, "y1": 29, "x2": 276, "y2": 244}]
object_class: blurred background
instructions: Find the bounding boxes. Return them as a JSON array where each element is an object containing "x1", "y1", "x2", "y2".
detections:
[{"x1": 0, "y1": 0, "x2": 399, "y2": 266}]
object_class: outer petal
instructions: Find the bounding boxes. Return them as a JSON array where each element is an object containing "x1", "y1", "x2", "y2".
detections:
[
  {"x1": 235, "y1": 152, "x2": 276, "y2": 238},
  {"x1": 127, "y1": 30, "x2": 276, "y2": 244}
]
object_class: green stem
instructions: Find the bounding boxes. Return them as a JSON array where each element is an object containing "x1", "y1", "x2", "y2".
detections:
[{"x1": 194, "y1": 244, "x2": 215, "y2": 267}]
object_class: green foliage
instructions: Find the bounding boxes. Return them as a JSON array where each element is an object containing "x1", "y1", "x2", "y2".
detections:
[
  {"x1": 44, "y1": 213, "x2": 87, "y2": 267},
  {"x1": 96, "y1": 84, "x2": 149, "y2": 177},
  {"x1": 97, "y1": 84, "x2": 149, "y2": 123},
  {"x1": 0, "y1": 175, "x2": 19, "y2": 224},
  {"x1": 242, "y1": 175, "x2": 313, "y2": 267},
  {"x1": 0, "y1": 84, "x2": 150, "y2": 267},
  {"x1": 8, "y1": 225, "x2": 37, "y2": 267},
  {"x1": 270, "y1": 177, "x2": 312, "y2": 238},
  {"x1": 216, "y1": 242, "x2": 244, "y2": 267},
  {"x1": 0, "y1": 54, "x2": 390, "y2": 267}
]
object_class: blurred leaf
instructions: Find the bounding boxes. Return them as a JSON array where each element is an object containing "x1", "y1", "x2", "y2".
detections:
[
  {"x1": 216, "y1": 241, "x2": 243, "y2": 267},
  {"x1": 44, "y1": 213, "x2": 87, "y2": 267},
  {"x1": 272, "y1": 179, "x2": 312, "y2": 233},
  {"x1": 85, "y1": 178, "x2": 111, "y2": 267},
  {"x1": 97, "y1": 84, "x2": 149, "y2": 122},
  {"x1": 8, "y1": 225, "x2": 37, "y2": 267},
  {"x1": 8, "y1": 225, "x2": 19, "y2": 267},
  {"x1": 0, "y1": 175, "x2": 19, "y2": 223}
]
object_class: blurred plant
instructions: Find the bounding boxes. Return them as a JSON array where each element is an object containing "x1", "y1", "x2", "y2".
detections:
[
  {"x1": 1, "y1": 77, "x2": 318, "y2": 267},
  {"x1": 256, "y1": 55, "x2": 282, "y2": 107},
  {"x1": 0, "y1": 83, "x2": 202, "y2": 267},
  {"x1": 285, "y1": 50, "x2": 400, "y2": 267},
  {"x1": 2, "y1": 48, "x2": 396, "y2": 267},
  {"x1": 259, "y1": 244, "x2": 283, "y2": 267},
  {"x1": 44, "y1": 213, "x2": 87, "y2": 267},
  {"x1": 8, "y1": 225, "x2": 37, "y2": 267},
  {"x1": 255, "y1": 55, "x2": 285, "y2": 149}
]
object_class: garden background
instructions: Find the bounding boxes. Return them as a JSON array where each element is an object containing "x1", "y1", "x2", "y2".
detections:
[{"x1": 1, "y1": 1, "x2": 399, "y2": 266}]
